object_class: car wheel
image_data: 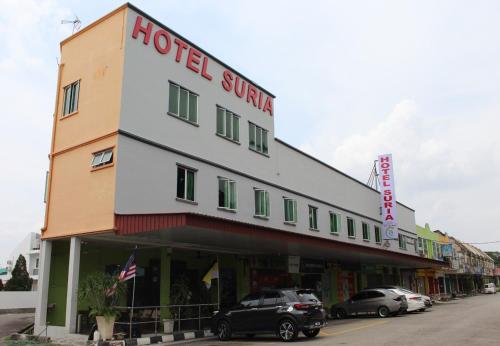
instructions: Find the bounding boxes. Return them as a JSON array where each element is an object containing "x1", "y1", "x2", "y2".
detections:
[
  {"x1": 217, "y1": 320, "x2": 231, "y2": 341},
  {"x1": 277, "y1": 319, "x2": 298, "y2": 342},
  {"x1": 377, "y1": 306, "x2": 390, "y2": 318},
  {"x1": 334, "y1": 308, "x2": 347, "y2": 319},
  {"x1": 303, "y1": 329, "x2": 320, "y2": 338}
]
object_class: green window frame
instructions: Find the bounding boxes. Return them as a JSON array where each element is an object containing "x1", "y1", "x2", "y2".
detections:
[
  {"x1": 284, "y1": 198, "x2": 297, "y2": 223},
  {"x1": 362, "y1": 222, "x2": 370, "y2": 241},
  {"x1": 347, "y1": 217, "x2": 356, "y2": 238},
  {"x1": 218, "y1": 177, "x2": 237, "y2": 210},
  {"x1": 329, "y1": 212, "x2": 341, "y2": 234},
  {"x1": 374, "y1": 226, "x2": 382, "y2": 244},
  {"x1": 168, "y1": 82, "x2": 198, "y2": 123},
  {"x1": 399, "y1": 234, "x2": 407, "y2": 250},
  {"x1": 254, "y1": 189, "x2": 270, "y2": 217},
  {"x1": 216, "y1": 106, "x2": 240, "y2": 142},
  {"x1": 62, "y1": 80, "x2": 80, "y2": 116},
  {"x1": 248, "y1": 122, "x2": 269, "y2": 155},
  {"x1": 91, "y1": 149, "x2": 113, "y2": 168},
  {"x1": 308, "y1": 205, "x2": 318, "y2": 230},
  {"x1": 176, "y1": 166, "x2": 195, "y2": 202}
]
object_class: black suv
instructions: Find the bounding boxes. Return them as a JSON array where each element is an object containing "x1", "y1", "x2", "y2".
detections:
[{"x1": 211, "y1": 289, "x2": 326, "y2": 342}]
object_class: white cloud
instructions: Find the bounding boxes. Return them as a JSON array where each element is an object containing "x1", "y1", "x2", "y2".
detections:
[{"x1": 300, "y1": 99, "x2": 500, "y2": 250}]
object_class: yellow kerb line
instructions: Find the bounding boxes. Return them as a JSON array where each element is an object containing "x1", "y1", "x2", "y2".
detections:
[{"x1": 320, "y1": 320, "x2": 388, "y2": 336}]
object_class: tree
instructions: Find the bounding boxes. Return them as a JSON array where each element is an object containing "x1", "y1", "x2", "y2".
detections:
[
  {"x1": 0, "y1": 279, "x2": 4, "y2": 291},
  {"x1": 4, "y1": 255, "x2": 33, "y2": 291},
  {"x1": 486, "y1": 252, "x2": 500, "y2": 267}
]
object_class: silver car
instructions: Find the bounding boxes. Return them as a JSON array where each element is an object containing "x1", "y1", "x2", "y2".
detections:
[{"x1": 332, "y1": 289, "x2": 407, "y2": 319}]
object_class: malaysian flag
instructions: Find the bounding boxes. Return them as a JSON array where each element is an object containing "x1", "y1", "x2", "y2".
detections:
[{"x1": 106, "y1": 251, "x2": 136, "y2": 296}]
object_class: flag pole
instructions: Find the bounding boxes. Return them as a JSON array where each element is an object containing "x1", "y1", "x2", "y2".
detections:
[
  {"x1": 129, "y1": 246, "x2": 138, "y2": 338},
  {"x1": 217, "y1": 255, "x2": 220, "y2": 310},
  {"x1": 129, "y1": 273, "x2": 136, "y2": 338}
]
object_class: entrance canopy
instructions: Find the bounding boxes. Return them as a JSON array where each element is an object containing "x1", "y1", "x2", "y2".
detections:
[{"x1": 86, "y1": 213, "x2": 445, "y2": 269}]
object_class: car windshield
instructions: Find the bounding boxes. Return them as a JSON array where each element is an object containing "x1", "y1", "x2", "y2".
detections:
[{"x1": 296, "y1": 290, "x2": 320, "y2": 303}]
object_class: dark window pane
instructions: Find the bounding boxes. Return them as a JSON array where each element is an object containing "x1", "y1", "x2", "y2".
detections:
[
  {"x1": 216, "y1": 108, "x2": 224, "y2": 135},
  {"x1": 169, "y1": 84, "x2": 179, "y2": 114},
  {"x1": 188, "y1": 93, "x2": 197, "y2": 122},
  {"x1": 225, "y1": 111, "x2": 232, "y2": 139},
  {"x1": 186, "y1": 170, "x2": 195, "y2": 201},
  {"x1": 218, "y1": 179, "x2": 225, "y2": 207},
  {"x1": 232, "y1": 116, "x2": 239, "y2": 141},
  {"x1": 249, "y1": 124, "x2": 256, "y2": 149},
  {"x1": 262, "y1": 130, "x2": 268, "y2": 154},
  {"x1": 177, "y1": 167, "x2": 185, "y2": 199},
  {"x1": 179, "y1": 88, "x2": 188, "y2": 118}
]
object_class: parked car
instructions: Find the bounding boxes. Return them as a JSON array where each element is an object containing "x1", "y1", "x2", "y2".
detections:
[
  {"x1": 483, "y1": 283, "x2": 496, "y2": 294},
  {"x1": 331, "y1": 289, "x2": 407, "y2": 319},
  {"x1": 377, "y1": 285, "x2": 433, "y2": 307},
  {"x1": 211, "y1": 288, "x2": 327, "y2": 342},
  {"x1": 387, "y1": 288, "x2": 426, "y2": 312}
]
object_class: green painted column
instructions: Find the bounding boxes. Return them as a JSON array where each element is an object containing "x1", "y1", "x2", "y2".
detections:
[
  {"x1": 236, "y1": 258, "x2": 249, "y2": 301},
  {"x1": 330, "y1": 267, "x2": 339, "y2": 307},
  {"x1": 46, "y1": 241, "x2": 70, "y2": 327},
  {"x1": 160, "y1": 248, "x2": 171, "y2": 319}
]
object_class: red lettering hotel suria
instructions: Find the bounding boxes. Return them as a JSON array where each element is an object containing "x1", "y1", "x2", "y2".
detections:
[{"x1": 132, "y1": 15, "x2": 273, "y2": 116}]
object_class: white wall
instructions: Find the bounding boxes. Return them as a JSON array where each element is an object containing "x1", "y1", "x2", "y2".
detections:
[
  {"x1": 114, "y1": 8, "x2": 417, "y2": 256},
  {"x1": 0, "y1": 291, "x2": 37, "y2": 310}
]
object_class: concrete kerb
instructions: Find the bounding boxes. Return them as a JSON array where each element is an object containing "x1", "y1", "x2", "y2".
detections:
[{"x1": 91, "y1": 330, "x2": 214, "y2": 346}]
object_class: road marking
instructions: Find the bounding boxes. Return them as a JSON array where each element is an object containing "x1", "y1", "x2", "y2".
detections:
[{"x1": 320, "y1": 320, "x2": 388, "y2": 336}]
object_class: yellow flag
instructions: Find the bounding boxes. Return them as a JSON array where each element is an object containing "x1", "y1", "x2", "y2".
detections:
[{"x1": 202, "y1": 262, "x2": 219, "y2": 289}]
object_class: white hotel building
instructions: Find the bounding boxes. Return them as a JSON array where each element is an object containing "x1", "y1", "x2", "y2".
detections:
[{"x1": 35, "y1": 3, "x2": 443, "y2": 336}]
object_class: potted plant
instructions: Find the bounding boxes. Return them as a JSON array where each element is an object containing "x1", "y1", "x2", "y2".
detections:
[
  {"x1": 79, "y1": 272, "x2": 125, "y2": 340},
  {"x1": 163, "y1": 275, "x2": 192, "y2": 333}
]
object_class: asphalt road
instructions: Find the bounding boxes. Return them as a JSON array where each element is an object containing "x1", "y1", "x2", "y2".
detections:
[
  {"x1": 192, "y1": 294, "x2": 500, "y2": 346},
  {"x1": 0, "y1": 313, "x2": 34, "y2": 338}
]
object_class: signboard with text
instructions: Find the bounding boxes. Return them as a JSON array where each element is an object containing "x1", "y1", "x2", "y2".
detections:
[{"x1": 377, "y1": 154, "x2": 398, "y2": 240}]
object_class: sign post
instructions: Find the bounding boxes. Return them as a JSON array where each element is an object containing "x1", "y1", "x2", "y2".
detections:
[{"x1": 377, "y1": 154, "x2": 398, "y2": 240}]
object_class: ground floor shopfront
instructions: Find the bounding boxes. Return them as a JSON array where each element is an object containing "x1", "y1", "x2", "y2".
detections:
[{"x1": 35, "y1": 214, "x2": 443, "y2": 337}]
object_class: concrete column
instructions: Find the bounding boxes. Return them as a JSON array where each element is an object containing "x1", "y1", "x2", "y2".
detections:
[
  {"x1": 65, "y1": 237, "x2": 81, "y2": 333},
  {"x1": 34, "y1": 240, "x2": 52, "y2": 334},
  {"x1": 443, "y1": 277, "x2": 447, "y2": 295}
]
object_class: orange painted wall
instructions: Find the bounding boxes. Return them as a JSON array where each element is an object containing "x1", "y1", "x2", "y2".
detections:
[{"x1": 43, "y1": 7, "x2": 128, "y2": 239}]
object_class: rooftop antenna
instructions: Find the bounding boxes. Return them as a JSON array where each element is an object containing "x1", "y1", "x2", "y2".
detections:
[
  {"x1": 367, "y1": 160, "x2": 379, "y2": 191},
  {"x1": 61, "y1": 15, "x2": 81, "y2": 34}
]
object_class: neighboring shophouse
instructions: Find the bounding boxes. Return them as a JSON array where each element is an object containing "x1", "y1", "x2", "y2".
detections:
[
  {"x1": 2, "y1": 232, "x2": 41, "y2": 291},
  {"x1": 35, "y1": 4, "x2": 445, "y2": 337},
  {"x1": 439, "y1": 236, "x2": 495, "y2": 295}
]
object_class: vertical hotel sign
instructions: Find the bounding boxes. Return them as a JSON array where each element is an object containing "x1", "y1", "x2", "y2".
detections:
[{"x1": 377, "y1": 154, "x2": 398, "y2": 240}]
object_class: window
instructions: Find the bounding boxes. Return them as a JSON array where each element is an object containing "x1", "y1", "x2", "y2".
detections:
[
  {"x1": 218, "y1": 177, "x2": 237, "y2": 210},
  {"x1": 176, "y1": 166, "x2": 195, "y2": 202},
  {"x1": 362, "y1": 222, "x2": 370, "y2": 241},
  {"x1": 308, "y1": 206, "x2": 318, "y2": 230},
  {"x1": 91, "y1": 149, "x2": 113, "y2": 168},
  {"x1": 248, "y1": 122, "x2": 268, "y2": 155},
  {"x1": 168, "y1": 82, "x2": 197, "y2": 123},
  {"x1": 399, "y1": 234, "x2": 407, "y2": 250},
  {"x1": 423, "y1": 239, "x2": 428, "y2": 255},
  {"x1": 284, "y1": 198, "x2": 297, "y2": 223},
  {"x1": 351, "y1": 292, "x2": 368, "y2": 301},
  {"x1": 347, "y1": 217, "x2": 356, "y2": 238},
  {"x1": 374, "y1": 226, "x2": 382, "y2": 244},
  {"x1": 418, "y1": 237, "x2": 423, "y2": 250},
  {"x1": 366, "y1": 291, "x2": 385, "y2": 299},
  {"x1": 330, "y1": 212, "x2": 341, "y2": 234},
  {"x1": 239, "y1": 293, "x2": 261, "y2": 308},
  {"x1": 62, "y1": 80, "x2": 80, "y2": 116},
  {"x1": 254, "y1": 189, "x2": 270, "y2": 217},
  {"x1": 262, "y1": 291, "x2": 281, "y2": 306},
  {"x1": 216, "y1": 106, "x2": 239, "y2": 142},
  {"x1": 35, "y1": 258, "x2": 39, "y2": 269}
]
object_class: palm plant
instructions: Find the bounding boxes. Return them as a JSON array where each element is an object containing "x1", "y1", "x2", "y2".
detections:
[{"x1": 78, "y1": 272, "x2": 125, "y2": 319}]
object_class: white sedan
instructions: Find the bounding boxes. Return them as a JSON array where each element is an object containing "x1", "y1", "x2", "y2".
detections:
[{"x1": 389, "y1": 288, "x2": 426, "y2": 312}]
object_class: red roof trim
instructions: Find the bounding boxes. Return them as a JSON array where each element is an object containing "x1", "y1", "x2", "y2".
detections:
[{"x1": 115, "y1": 213, "x2": 445, "y2": 267}]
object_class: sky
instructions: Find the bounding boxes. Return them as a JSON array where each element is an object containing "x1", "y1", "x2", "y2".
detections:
[{"x1": 1, "y1": 0, "x2": 499, "y2": 265}]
